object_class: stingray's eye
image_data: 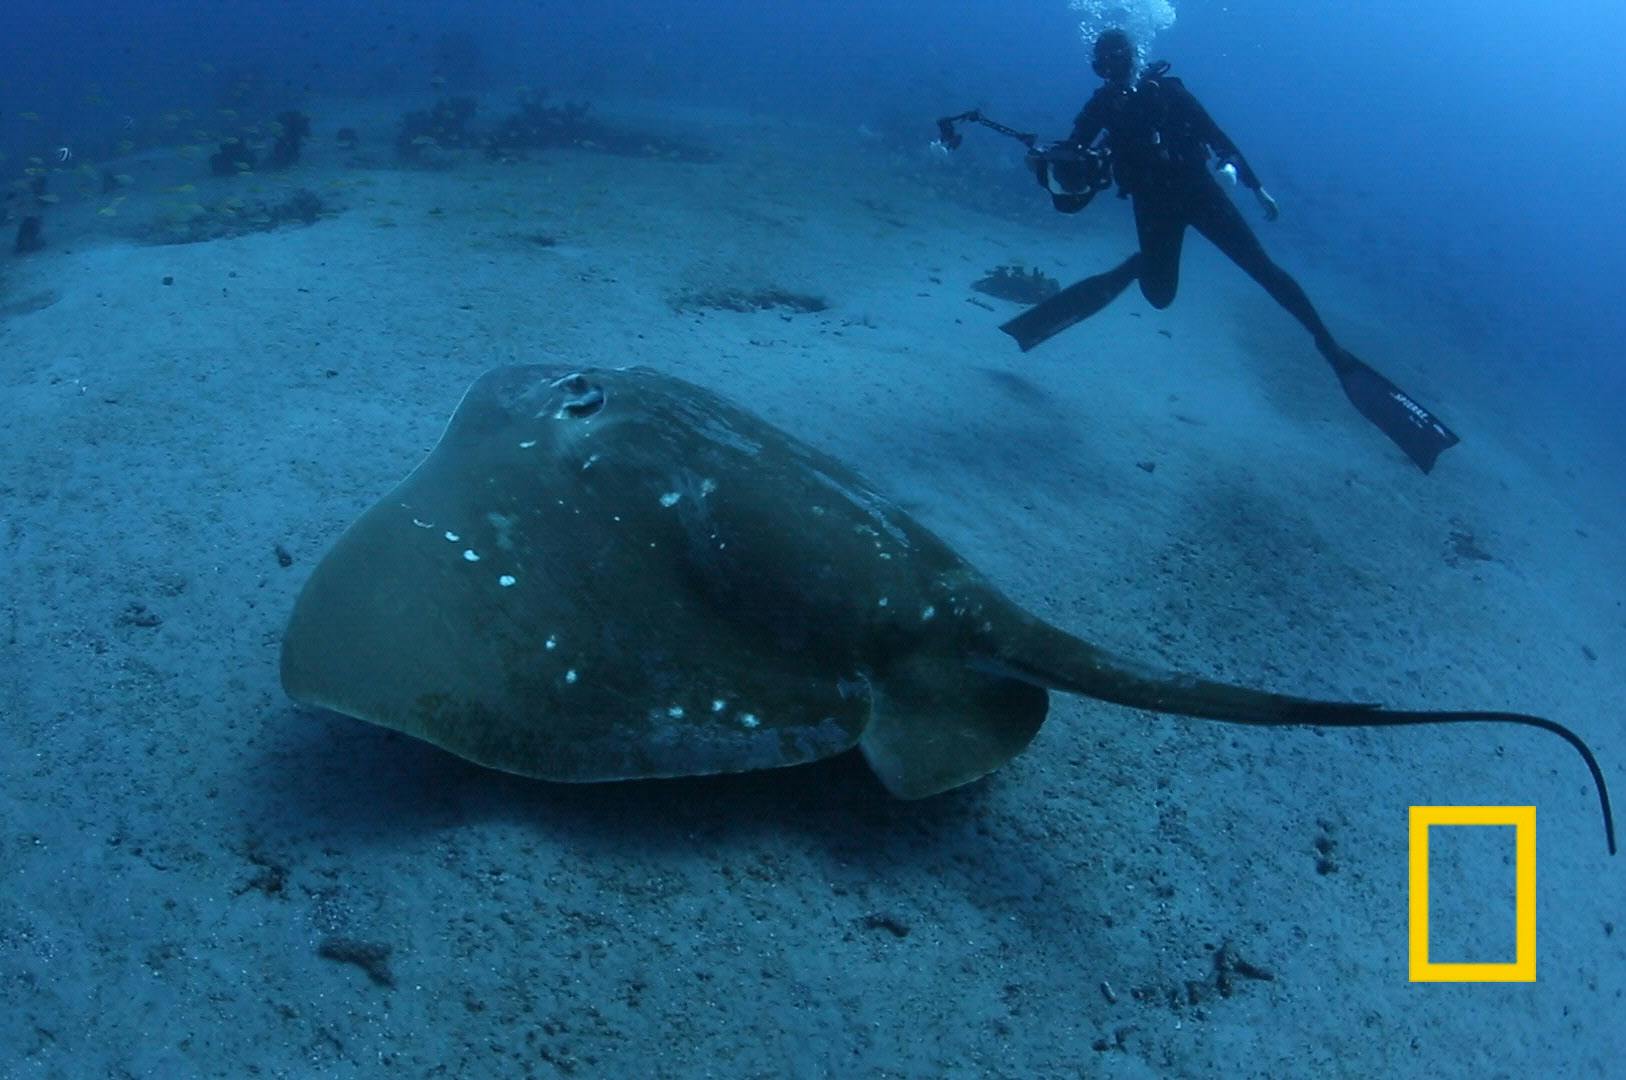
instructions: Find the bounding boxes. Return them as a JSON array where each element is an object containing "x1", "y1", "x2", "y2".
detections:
[{"x1": 551, "y1": 375, "x2": 605, "y2": 419}]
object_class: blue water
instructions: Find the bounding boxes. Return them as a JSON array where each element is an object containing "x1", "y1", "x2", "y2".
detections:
[
  {"x1": 7, "y1": 1, "x2": 1621, "y2": 411},
  {"x1": 6, "y1": 0, "x2": 1619, "y2": 432}
]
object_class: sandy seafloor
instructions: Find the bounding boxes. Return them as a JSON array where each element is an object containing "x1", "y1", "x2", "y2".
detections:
[{"x1": 1, "y1": 97, "x2": 1622, "y2": 1079}]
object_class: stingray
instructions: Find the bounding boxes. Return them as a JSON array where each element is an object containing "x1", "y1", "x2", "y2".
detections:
[{"x1": 281, "y1": 366, "x2": 1616, "y2": 854}]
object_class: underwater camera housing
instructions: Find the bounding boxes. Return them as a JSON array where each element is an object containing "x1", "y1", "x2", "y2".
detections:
[
  {"x1": 1026, "y1": 142, "x2": 1114, "y2": 213},
  {"x1": 932, "y1": 110, "x2": 1113, "y2": 213}
]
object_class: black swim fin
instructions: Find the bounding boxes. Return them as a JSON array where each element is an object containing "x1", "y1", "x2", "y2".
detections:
[
  {"x1": 1328, "y1": 350, "x2": 1460, "y2": 473},
  {"x1": 999, "y1": 255, "x2": 1139, "y2": 352}
]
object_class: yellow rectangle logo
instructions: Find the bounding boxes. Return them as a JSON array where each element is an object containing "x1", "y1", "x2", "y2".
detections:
[{"x1": 1408, "y1": 806, "x2": 1535, "y2": 982}]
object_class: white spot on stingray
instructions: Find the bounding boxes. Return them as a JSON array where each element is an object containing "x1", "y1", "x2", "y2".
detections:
[
  {"x1": 921, "y1": 605, "x2": 936, "y2": 621},
  {"x1": 659, "y1": 492, "x2": 681, "y2": 508},
  {"x1": 519, "y1": 440, "x2": 537, "y2": 449},
  {"x1": 462, "y1": 549, "x2": 480, "y2": 562},
  {"x1": 711, "y1": 699, "x2": 726, "y2": 713},
  {"x1": 564, "y1": 669, "x2": 578, "y2": 684},
  {"x1": 700, "y1": 478, "x2": 717, "y2": 496},
  {"x1": 545, "y1": 635, "x2": 558, "y2": 650},
  {"x1": 444, "y1": 531, "x2": 460, "y2": 542},
  {"x1": 667, "y1": 706, "x2": 684, "y2": 718},
  {"x1": 582, "y1": 453, "x2": 600, "y2": 470},
  {"x1": 612, "y1": 515, "x2": 621, "y2": 523},
  {"x1": 877, "y1": 597, "x2": 889, "y2": 607},
  {"x1": 739, "y1": 712, "x2": 760, "y2": 729},
  {"x1": 411, "y1": 518, "x2": 433, "y2": 529},
  {"x1": 878, "y1": 553, "x2": 892, "y2": 560},
  {"x1": 498, "y1": 574, "x2": 517, "y2": 587}
]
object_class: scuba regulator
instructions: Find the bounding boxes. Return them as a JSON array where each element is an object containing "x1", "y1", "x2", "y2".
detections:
[{"x1": 934, "y1": 110, "x2": 1114, "y2": 213}]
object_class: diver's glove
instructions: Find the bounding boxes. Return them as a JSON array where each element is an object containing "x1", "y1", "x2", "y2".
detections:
[{"x1": 1254, "y1": 186, "x2": 1280, "y2": 221}]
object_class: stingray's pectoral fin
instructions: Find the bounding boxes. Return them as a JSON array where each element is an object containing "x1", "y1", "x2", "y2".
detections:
[{"x1": 859, "y1": 656, "x2": 1049, "y2": 799}]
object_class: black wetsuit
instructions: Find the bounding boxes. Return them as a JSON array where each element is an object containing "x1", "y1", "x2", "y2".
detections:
[
  {"x1": 1001, "y1": 61, "x2": 1459, "y2": 470},
  {"x1": 1065, "y1": 63, "x2": 1345, "y2": 364}
]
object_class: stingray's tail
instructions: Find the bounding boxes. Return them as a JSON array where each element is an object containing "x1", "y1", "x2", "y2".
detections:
[{"x1": 989, "y1": 618, "x2": 1616, "y2": 856}]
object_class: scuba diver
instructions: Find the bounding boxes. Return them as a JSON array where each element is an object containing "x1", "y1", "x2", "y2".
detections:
[{"x1": 969, "y1": 28, "x2": 1460, "y2": 472}]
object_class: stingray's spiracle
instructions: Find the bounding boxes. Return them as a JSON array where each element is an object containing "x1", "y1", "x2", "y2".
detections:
[{"x1": 551, "y1": 373, "x2": 606, "y2": 419}]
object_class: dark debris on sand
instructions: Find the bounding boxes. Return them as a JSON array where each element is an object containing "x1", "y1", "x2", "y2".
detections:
[
  {"x1": 670, "y1": 286, "x2": 828, "y2": 316},
  {"x1": 317, "y1": 937, "x2": 395, "y2": 987},
  {"x1": 392, "y1": 91, "x2": 720, "y2": 166},
  {"x1": 972, "y1": 264, "x2": 1060, "y2": 304},
  {"x1": 137, "y1": 189, "x2": 333, "y2": 246}
]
